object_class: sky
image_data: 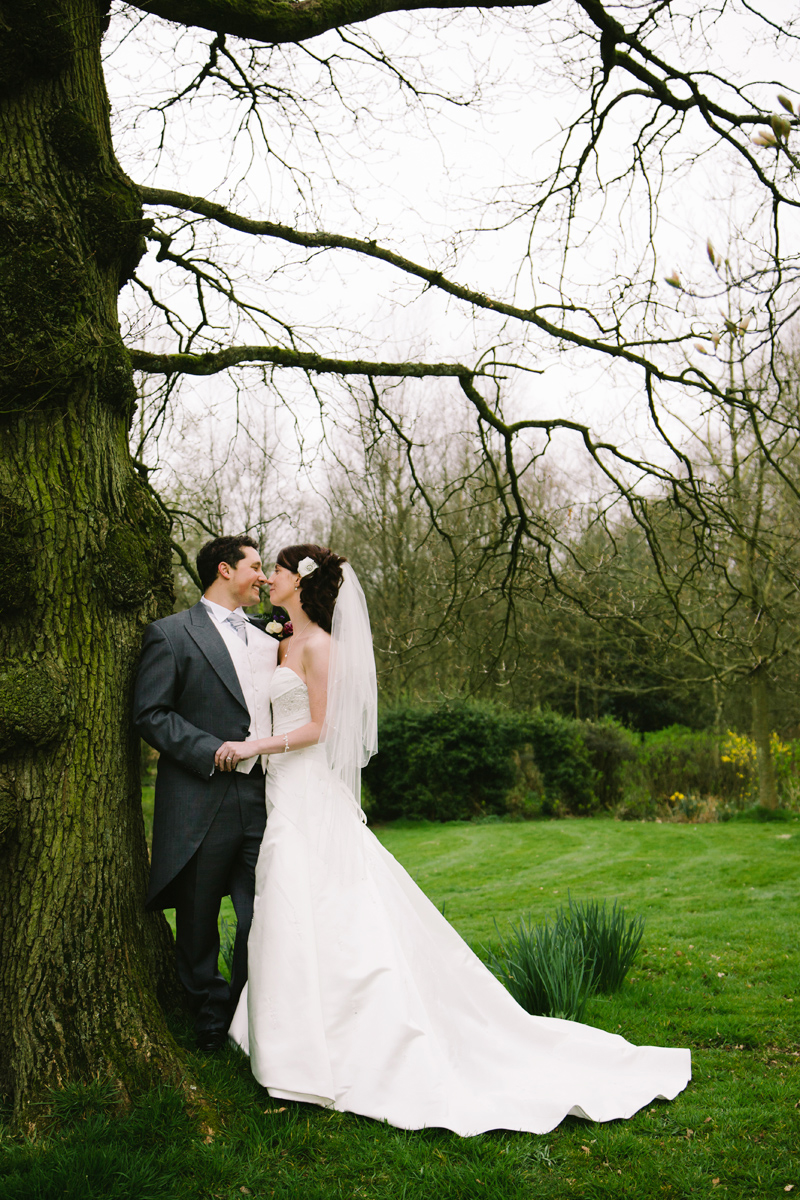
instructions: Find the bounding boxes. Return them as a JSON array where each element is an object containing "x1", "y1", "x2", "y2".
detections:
[{"x1": 104, "y1": 1, "x2": 800, "y2": 534}]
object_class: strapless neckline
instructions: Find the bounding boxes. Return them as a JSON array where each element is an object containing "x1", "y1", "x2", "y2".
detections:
[{"x1": 275, "y1": 664, "x2": 306, "y2": 685}]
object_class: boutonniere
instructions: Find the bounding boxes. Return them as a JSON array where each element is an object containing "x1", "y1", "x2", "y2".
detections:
[{"x1": 264, "y1": 610, "x2": 292, "y2": 640}]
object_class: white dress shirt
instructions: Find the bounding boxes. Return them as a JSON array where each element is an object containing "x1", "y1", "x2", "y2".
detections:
[{"x1": 201, "y1": 597, "x2": 276, "y2": 773}]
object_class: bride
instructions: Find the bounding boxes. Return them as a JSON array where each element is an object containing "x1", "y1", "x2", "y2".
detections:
[{"x1": 216, "y1": 544, "x2": 690, "y2": 1136}]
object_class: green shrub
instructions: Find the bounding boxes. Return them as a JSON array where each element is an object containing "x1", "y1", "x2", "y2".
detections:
[
  {"x1": 580, "y1": 717, "x2": 638, "y2": 807},
  {"x1": 363, "y1": 700, "x2": 528, "y2": 822},
  {"x1": 363, "y1": 704, "x2": 799, "y2": 824},
  {"x1": 503, "y1": 745, "x2": 548, "y2": 819},
  {"x1": 630, "y1": 724, "x2": 737, "y2": 801},
  {"x1": 613, "y1": 787, "x2": 658, "y2": 821},
  {"x1": 526, "y1": 709, "x2": 599, "y2": 814},
  {"x1": 729, "y1": 804, "x2": 794, "y2": 822},
  {"x1": 364, "y1": 702, "x2": 602, "y2": 821}
]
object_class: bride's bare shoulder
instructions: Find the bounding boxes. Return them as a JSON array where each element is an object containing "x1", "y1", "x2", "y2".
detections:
[
  {"x1": 303, "y1": 627, "x2": 331, "y2": 681},
  {"x1": 306, "y1": 626, "x2": 331, "y2": 657}
]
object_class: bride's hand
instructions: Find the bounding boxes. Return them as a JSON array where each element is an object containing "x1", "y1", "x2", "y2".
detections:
[{"x1": 214, "y1": 741, "x2": 255, "y2": 771}]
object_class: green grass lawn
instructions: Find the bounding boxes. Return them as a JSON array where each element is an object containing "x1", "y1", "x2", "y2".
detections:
[{"x1": 2, "y1": 817, "x2": 798, "y2": 1199}]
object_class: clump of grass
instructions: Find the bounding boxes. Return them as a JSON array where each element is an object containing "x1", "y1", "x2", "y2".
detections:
[
  {"x1": 485, "y1": 897, "x2": 644, "y2": 1019},
  {"x1": 484, "y1": 913, "x2": 594, "y2": 1020},
  {"x1": 565, "y1": 895, "x2": 645, "y2": 993},
  {"x1": 42, "y1": 1077, "x2": 122, "y2": 1127}
]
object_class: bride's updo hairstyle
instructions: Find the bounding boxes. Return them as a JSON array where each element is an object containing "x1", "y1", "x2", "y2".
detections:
[{"x1": 277, "y1": 544, "x2": 346, "y2": 633}]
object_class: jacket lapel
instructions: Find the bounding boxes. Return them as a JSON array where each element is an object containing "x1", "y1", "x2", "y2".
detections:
[{"x1": 186, "y1": 601, "x2": 248, "y2": 711}]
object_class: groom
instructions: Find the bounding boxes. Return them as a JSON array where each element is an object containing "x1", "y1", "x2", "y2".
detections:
[{"x1": 134, "y1": 534, "x2": 278, "y2": 1050}]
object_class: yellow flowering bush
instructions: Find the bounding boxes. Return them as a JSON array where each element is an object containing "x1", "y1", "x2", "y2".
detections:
[{"x1": 720, "y1": 730, "x2": 800, "y2": 806}]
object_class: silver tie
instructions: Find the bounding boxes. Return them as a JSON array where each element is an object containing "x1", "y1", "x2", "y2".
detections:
[{"x1": 226, "y1": 612, "x2": 248, "y2": 644}]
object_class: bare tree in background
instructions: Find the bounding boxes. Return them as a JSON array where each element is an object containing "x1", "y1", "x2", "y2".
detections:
[{"x1": 321, "y1": 390, "x2": 566, "y2": 702}]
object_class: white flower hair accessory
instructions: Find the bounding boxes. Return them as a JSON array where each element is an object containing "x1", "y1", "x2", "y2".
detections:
[{"x1": 297, "y1": 556, "x2": 318, "y2": 577}]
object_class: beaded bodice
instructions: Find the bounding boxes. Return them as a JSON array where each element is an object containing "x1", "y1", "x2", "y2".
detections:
[{"x1": 270, "y1": 666, "x2": 311, "y2": 735}]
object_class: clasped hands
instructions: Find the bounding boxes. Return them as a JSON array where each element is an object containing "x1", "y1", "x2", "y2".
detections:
[{"x1": 215, "y1": 740, "x2": 260, "y2": 771}]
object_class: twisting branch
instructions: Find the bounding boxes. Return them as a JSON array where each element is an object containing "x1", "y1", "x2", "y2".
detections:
[
  {"x1": 170, "y1": 538, "x2": 203, "y2": 590},
  {"x1": 136, "y1": 185, "x2": 723, "y2": 394}
]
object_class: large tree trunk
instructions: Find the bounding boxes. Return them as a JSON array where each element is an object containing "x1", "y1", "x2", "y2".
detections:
[
  {"x1": 0, "y1": 0, "x2": 188, "y2": 1122},
  {"x1": 751, "y1": 664, "x2": 778, "y2": 810}
]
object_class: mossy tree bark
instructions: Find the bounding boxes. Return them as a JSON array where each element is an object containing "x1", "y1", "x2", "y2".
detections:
[{"x1": 0, "y1": 0, "x2": 187, "y2": 1122}]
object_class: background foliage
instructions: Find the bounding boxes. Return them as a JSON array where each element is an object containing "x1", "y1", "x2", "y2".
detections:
[{"x1": 362, "y1": 705, "x2": 800, "y2": 823}]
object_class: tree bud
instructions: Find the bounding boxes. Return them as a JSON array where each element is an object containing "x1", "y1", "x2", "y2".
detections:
[{"x1": 770, "y1": 114, "x2": 791, "y2": 139}]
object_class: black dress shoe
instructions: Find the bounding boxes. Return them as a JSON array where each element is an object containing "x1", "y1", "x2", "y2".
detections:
[{"x1": 196, "y1": 1029, "x2": 227, "y2": 1052}]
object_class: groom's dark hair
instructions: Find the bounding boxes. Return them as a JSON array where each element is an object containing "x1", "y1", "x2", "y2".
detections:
[{"x1": 197, "y1": 534, "x2": 260, "y2": 591}]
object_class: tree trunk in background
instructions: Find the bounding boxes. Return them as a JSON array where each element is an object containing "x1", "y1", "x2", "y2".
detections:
[
  {"x1": 711, "y1": 678, "x2": 722, "y2": 770},
  {"x1": 751, "y1": 665, "x2": 778, "y2": 810},
  {"x1": 0, "y1": 0, "x2": 186, "y2": 1122}
]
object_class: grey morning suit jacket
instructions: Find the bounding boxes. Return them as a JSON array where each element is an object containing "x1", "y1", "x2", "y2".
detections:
[{"x1": 133, "y1": 601, "x2": 275, "y2": 911}]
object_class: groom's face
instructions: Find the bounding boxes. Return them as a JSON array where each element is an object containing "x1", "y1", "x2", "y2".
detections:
[{"x1": 223, "y1": 547, "x2": 267, "y2": 608}]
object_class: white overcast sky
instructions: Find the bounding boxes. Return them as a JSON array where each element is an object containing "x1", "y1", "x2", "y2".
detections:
[{"x1": 104, "y1": 1, "x2": 800, "y2": 524}]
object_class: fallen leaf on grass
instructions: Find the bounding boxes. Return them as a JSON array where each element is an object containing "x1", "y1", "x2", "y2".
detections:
[
  {"x1": 581, "y1": 1145, "x2": 591, "y2": 1155},
  {"x1": 713, "y1": 1179, "x2": 720, "y2": 1188},
  {"x1": 264, "y1": 1106, "x2": 287, "y2": 1114},
  {"x1": 784, "y1": 1187, "x2": 794, "y2": 1193}
]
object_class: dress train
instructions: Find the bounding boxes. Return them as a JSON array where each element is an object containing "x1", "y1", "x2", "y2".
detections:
[{"x1": 229, "y1": 667, "x2": 690, "y2": 1136}]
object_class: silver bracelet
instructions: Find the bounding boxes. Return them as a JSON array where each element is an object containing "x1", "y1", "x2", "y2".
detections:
[{"x1": 283, "y1": 733, "x2": 290, "y2": 753}]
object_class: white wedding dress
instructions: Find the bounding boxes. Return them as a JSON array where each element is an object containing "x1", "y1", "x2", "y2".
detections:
[{"x1": 229, "y1": 666, "x2": 691, "y2": 1136}]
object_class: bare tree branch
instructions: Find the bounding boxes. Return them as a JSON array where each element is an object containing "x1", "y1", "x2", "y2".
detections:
[
  {"x1": 129, "y1": 0, "x2": 545, "y2": 47},
  {"x1": 136, "y1": 185, "x2": 724, "y2": 394},
  {"x1": 170, "y1": 537, "x2": 203, "y2": 590},
  {"x1": 130, "y1": 346, "x2": 483, "y2": 378}
]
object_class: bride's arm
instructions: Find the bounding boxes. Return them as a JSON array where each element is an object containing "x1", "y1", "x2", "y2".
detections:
[{"x1": 214, "y1": 634, "x2": 330, "y2": 771}]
